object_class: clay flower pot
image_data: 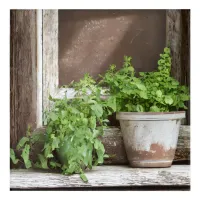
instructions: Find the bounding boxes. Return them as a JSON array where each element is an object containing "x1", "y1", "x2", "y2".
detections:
[{"x1": 116, "y1": 111, "x2": 185, "y2": 168}]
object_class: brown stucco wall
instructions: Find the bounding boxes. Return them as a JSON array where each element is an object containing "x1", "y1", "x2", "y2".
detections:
[{"x1": 59, "y1": 10, "x2": 166, "y2": 86}]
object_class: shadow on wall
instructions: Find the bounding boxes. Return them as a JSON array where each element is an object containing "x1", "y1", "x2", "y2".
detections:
[{"x1": 58, "y1": 10, "x2": 166, "y2": 86}]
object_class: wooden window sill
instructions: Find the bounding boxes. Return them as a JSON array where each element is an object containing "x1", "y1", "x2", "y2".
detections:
[{"x1": 10, "y1": 165, "x2": 190, "y2": 190}]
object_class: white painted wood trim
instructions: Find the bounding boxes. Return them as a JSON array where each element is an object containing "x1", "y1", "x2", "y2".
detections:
[
  {"x1": 10, "y1": 165, "x2": 190, "y2": 189},
  {"x1": 36, "y1": 9, "x2": 43, "y2": 127},
  {"x1": 43, "y1": 10, "x2": 59, "y2": 112},
  {"x1": 41, "y1": 10, "x2": 110, "y2": 113}
]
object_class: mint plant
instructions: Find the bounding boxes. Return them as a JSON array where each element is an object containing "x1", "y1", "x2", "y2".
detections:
[
  {"x1": 139, "y1": 47, "x2": 190, "y2": 112},
  {"x1": 10, "y1": 47, "x2": 190, "y2": 182},
  {"x1": 99, "y1": 47, "x2": 189, "y2": 112},
  {"x1": 10, "y1": 74, "x2": 116, "y2": 182},
  {"x1": 10, "y1": 125, "x2": 45, "y2": 169},
  {"x1": 99, "y1": 56, "x2": 148, "y2": 112}
]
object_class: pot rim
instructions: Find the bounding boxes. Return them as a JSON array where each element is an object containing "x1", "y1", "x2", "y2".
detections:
[
  {"x1": 117, "y1": 111, "x2": 185, "y2": 115},
  {"x1": 116, "y1": 111, "x2": 186, "y2": 121}
]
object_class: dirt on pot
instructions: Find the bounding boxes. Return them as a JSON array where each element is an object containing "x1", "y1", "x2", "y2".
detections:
[{"x1": 126, "y1": 143, "x2": 176, "y2": 167}]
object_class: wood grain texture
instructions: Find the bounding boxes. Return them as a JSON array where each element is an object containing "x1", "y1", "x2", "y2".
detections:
[
  {"x1": 43, "y1": 10, "x2": 59, "y2": 112},
  {"x1": 10, "y1": 10, "x2": 37, "y2": 149},
  {"x1": 181, "y1": 10, "x2": 190, "y2": 125},
  {"x1": 10, "y1": 165, "x2": 190, "y2": 189},
  {"x1": 29, "y1": 125, "x2": 190, "y2": 165},
  {"x1": 166, "y1": 10, "x2": 182, "y2": 82},
  {"x1": 166, "y1": 10, "x2": 190, "y2": 125}
]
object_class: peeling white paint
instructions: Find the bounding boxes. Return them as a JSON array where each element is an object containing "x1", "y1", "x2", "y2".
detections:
[
  {"x1": 36, "y1": 9, "x2": 43, "y2": 127},
  {"x1": 119, "y1": 118, "x2": 182, "y2": 152}
]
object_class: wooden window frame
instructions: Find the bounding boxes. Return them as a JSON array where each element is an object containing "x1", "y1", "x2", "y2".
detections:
[
  {"x1": 40, "y1": 9, "x2": 183, "y2": 126},
  {"x1": 10, "y1": 9, "x2": 190, "y2": 171},
  {"x1": 40, "y1": 10, "x2": 189, "y2": 162}
]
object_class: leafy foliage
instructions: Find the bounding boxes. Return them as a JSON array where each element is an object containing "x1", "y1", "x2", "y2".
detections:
[
  {"x1": 10, "y1": 75, "x2": 115, "y2": 182},
  {"x1": 10, "y1": 125, "x2": 46, "y2": 168},
  {"x1": 138, "y1": 47, "x2": 190, "y2": 112},
  {"x1": 10, "y1": 149, "x2": 19, "y2": 165},
  {"x1": 10, "y1": 47, "x2": 190, "y2": 182},
  {"x1": 99, "y1": 47, "x2": 190, "y2": 112}
]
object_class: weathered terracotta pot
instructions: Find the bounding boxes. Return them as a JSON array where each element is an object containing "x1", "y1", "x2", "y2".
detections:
[{"x1": 116, "y1": 111, "x2": 185, "y2": 168}]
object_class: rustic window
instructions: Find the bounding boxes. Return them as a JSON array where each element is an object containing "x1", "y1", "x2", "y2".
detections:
[
  {"x1": 58, "y1": 10, "x2": 166, "y2": 86},
  {"x1": 43, "y1": 10, "x2": 167, "y2": 126},
  {"x1": 10, "y1": 9, "x2": 190, "y2": 190}
]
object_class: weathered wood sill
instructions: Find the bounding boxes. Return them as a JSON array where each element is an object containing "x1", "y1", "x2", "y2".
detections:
[{"x1": 10, "y1": 165, "x2": 190, "y2": 190}]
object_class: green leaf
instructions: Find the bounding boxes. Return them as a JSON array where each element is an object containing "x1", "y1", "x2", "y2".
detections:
[
  {"x1": 24, "y1": 160, "x2": 32, "y2": 169},
  {"x1": 97, "y1": 150, "x2": 104, "y2": 164},
  {"x1": 38, "y1": 154, "x2": 49, "y2": 169},
  {"x1": 49, "y1": 112, "x2": 58, "y2": 121},
  {"x1": 26, "y1": 125, "x2": 32, "y2": 137},
  {"x1": 69, "y1": 123, "x2": 75, "y2": 131},
  {"x1": 70, "y1": 107, "x2": 80, "y2": 114},
  {"x1": 10, "y1": 148, "x2": 19, "y2": 165},
  {"x1": 21, "y1": 144, "x2": 32, "y2": 169},
  {"x1": 136, "y1": 105, "x2": 144, "y2": 112},
  {"x1": 156, "y1": 90, "x2": 162, "y2": 98},
  {"x1": 91, "y1": 104, "x2": 103, "y2": 118},
  {"x1": 138, "y1": 91, "x2": 148, "y2": 99},
  {"x1": 94, "y1": 139, "x2": 105, "y2": 153},
  {"x1": 172, "y1": 81, "x2": 179, "y2": 86},
  {"x1": 46, "y1": 126, "x2": 52, "y2": 134},
  {"x1": 180, "y1": 94, "x2": 189, "y2": 101},
  {"x1": 150, "y1": 105, "x2": 160, "y2": 112},
  {"x1": 106, "y1": 96, "x2": 116, "y2": 112},
  {"x1": 44, "y1": 143, "x2": 52, "y2": 157},
  {"x1": 178, "y1": 101, "x2": 185, "y2": 108},
  {"x1": 49, "y1": 161, "x2": 61, "y2": 168},
  {"x1": 16, "y1": 137, "x2": 29, "y2": 150},
  {"x1": 103, "y1": 154, "x2": 109, "y2": 158},
  {"x1": 139, "y1": 72, "x2": 145, "y2": 76},
  {"x1": 164, "y1": 47, "x2": 170, "y2": 54},
  {"x1": 52, "y1": 137, "x2": 60, "y2": 150},
  {"x1": 163, "y1": 53, "x2": 169, "y2": 58},
  {"x1": 127, "y1": 66, "x2": 134, "y2": 72},
  {"x1": 164, "y1": 96, "x2": 173, "y2": 105},
  {"x1": 94, "y1": 139, "x2": 100, "y2": 150},
  {"x1": 47, "y1": 154, "x2": 54, "y2": 158},
  {"x1": 89, "y1": 116, "x2": 96, "y2": 129},
  {"x1": 80, "y1": 173, "x2": 88, "y2": 182},
  {"x1": 136, "y1": 83, "x2": 146, "y2": 91},
  {"x1": 94, "y1": 139, "x2": 105, "y2": 164},
  {"x1": 125, "y1": 104, "x2": 136, "y2": 112}
]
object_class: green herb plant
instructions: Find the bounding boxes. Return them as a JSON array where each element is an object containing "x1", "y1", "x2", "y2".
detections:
[
  {"x1": 10, "y1": 47, "x2": 190, "y2": 182},
  {"x1": 139, "y1": 47, "x2": 190, "y2": 112},
  {"x1": 10, "y1": 125, "x2": 45, "y2": 168},
  {"x1": 99, "y1": 47, "x2": 189, "y2": 112},
  {"x1": 10, "y1": 74, "x2": 116, "y2": 182}
]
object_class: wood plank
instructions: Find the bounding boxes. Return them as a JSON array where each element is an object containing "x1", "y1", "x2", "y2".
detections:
[
  {"x1": 43, "y1": 10, "x2": 59, "y2": 112},
  {"x1": 10, "y1": 165, "x2": 190, "y2": 189},
  {"x1": 166, "y1": 10, "x2": 190, "y2": 125},
  {"x1": 10, "y1": 10, "x2": 37, "y2": 149},
  {"x1": 181, "y1": 10, "x2": 190, "y2": 125},
  {"x1": 36, "y1": 10, "x2": 43, "y2": 127},
  {"x1": 166, "y1": 10, "x2": 182, "y2": 82},
  {"x1": 28, "y1": 125, "x2": 190, "y2": 165}
]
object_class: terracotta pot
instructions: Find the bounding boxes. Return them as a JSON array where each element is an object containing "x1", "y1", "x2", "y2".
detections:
[{"x1": 116, "y1": 111, "x2": 185, "y2": 168}]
